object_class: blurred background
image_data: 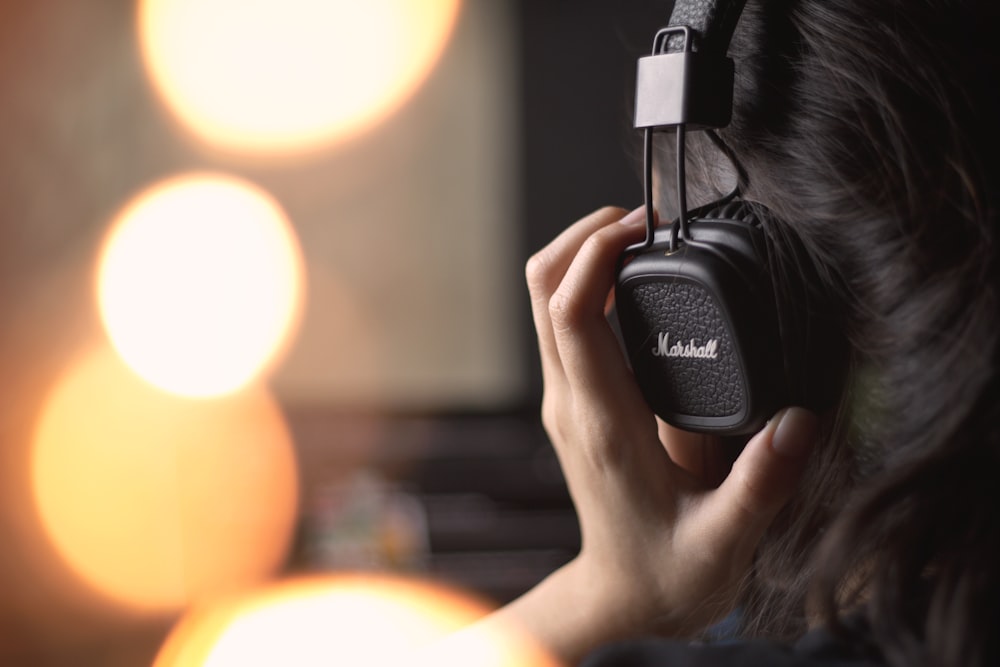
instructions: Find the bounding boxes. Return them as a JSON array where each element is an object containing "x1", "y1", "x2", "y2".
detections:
[{"x1": 0, "y1": 1, "x2": 667, "y2": 664}]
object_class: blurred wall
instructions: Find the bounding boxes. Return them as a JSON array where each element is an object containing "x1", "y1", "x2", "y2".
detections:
[
  {"x1": 0, "y1": 0, "x2": 524, "y2": 416},
  {"x1": 0, "y1": 1, "x2": 521, "y2": 660}
]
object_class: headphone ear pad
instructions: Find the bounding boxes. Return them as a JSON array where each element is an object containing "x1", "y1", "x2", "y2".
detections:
[
  {"x1": 697, "y1": 199, "x2": 758, "y2": 223},
  {"x1": 753, "y1": 212, "x2": 849, "y2": 414}
]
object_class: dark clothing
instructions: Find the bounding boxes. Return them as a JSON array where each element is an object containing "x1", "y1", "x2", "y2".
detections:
[{"x1": 583, "y1": 623, "x2": 883, "y2": 667}]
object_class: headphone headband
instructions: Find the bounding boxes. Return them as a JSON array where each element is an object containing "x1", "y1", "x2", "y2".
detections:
[
  {"x1": 614, "y1": 0, "x2": 849, "y2": 435},
  {"x1": 631, "y1": 0, "x2": 751, "y2": 249},
  {"x1": 665, "y1": 0, "x2": 749, "y2": 54}
]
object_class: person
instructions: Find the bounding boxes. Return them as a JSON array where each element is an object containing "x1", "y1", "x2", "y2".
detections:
[{"x1": 479, "y1": 1, "x2": 1000, "y2": 666}]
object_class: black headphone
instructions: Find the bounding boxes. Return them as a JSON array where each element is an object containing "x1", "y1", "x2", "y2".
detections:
[{"x1": 614, "y1": 0, "x2": 845, "y2": 436}]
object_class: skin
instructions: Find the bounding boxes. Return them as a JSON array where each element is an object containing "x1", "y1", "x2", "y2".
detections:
[{"x1": 478, "y1": 205, "x2": 821, "y2": 665}]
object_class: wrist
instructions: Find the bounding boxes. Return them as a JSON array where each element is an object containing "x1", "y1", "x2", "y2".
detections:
[
  {"x1": 564, "y1": 552, "x2": 673, "y2": 641},
  {"x1": 493, "y1": 556, "x2": 657, "y2": 665}
]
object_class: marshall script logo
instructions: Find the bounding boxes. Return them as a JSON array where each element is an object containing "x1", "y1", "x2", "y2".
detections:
[{"x1": 651, "y1": 332, "x2": 720, "y2": 359}]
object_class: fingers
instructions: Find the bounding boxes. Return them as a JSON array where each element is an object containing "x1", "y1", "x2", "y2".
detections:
[
  {"x1": 546, "y1": 211, "x2": 648, "y2": 396},
  {"x1": 525, "y1": 206, "x2": 644, "y2": 387},
  {"x1": 526, "y1": 207, "x2": 626, "y2": 387},
  {"x1": 698, "y1": 407, "x2": 819, "y2": 553}
]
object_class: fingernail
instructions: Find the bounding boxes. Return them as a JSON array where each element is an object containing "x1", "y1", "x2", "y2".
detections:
[
  {"x1": 618, "y1": 206, "x2": 648, "y2": 226},
  {"x1": 770, "y1": 407, "x2": 819, "y2": 458}
]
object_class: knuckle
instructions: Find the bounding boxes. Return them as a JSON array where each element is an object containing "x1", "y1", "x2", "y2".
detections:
[
  {"x1": 577, "y1": 228, "x2": 622, "y2": 273},
  {"x1": 589, "y1": 219, "x2": 627, "y2": 250},
  {"x1": 547, "y1": 289, "x2": 580, "y2": 333},
  {"x1": 525, "y1": 250, "x2": 553, "y2": 294},
  {"x1": 729, "y1": 464, "x2": 782, "y2": 519},
  {"x1": 576, "y1": 411, "x2": 626, "y2": 469},
  {"x1": 594, "y1": 205, "x2": 628, "y2": 221},
  {"x1": 578, "y1": 232, "x2": 607, "y2": 261},
  {"x1": 540, "y1": 395, "x2": 561, "y2": 438}
]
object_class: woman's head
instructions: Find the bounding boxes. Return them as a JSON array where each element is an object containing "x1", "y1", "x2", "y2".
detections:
[{"x1": 667, "y1": 1, "x2": 1000, "y2": 664}]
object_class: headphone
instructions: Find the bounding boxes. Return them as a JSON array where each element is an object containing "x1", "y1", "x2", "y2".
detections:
[{"x1": 614, "y1": 0, "x2": 845, "y2": 436}]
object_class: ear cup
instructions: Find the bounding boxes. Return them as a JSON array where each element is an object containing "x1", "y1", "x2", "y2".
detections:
[
  {"x1": 614, "y1": 200, "x2": 843, "y2": 435},
  {"x1": 616, "y1": 207, "x2": 784, "y2": 435}
]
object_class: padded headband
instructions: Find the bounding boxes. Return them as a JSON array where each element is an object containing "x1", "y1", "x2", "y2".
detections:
[{"x1": 665, "y1": 0, "x2": 749, "y2": 53}]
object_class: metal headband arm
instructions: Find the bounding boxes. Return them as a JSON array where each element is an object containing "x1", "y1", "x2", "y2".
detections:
[{"x1": 629, "y1": 1, "x2": 747, "y2": 254}]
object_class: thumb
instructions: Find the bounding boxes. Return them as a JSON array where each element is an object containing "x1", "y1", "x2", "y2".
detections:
[{"x1": 703, "y1": 407, "x2": 820, "y2": 549}]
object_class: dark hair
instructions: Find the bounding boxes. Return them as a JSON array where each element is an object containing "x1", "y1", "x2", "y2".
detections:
[{"x1": 671, "y1": 1, "x2": 1000, "y2": 665}]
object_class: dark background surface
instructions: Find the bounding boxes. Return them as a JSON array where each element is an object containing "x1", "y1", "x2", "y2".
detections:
[{"x1": 517, "y1": 1, "x2": 670, "y2": 400}]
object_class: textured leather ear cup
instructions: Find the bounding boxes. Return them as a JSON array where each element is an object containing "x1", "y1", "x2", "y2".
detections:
[
  {"x1": 614, "y1": 201, "x2": 845, "y2": 435},
  {"x1": 619, "y1": 274, "x2": 768, "y2": 428}
]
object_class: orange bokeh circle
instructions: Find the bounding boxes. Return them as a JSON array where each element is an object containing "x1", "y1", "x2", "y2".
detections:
[
  {"x1": 31, "y1": 346, "x2": 300, "y2": 613},
  {"x1": 138, "y1": 0, "x2": 463, "y2": 155},
  {"x1": 96, "y1": 172, "x2": 305, "y2": 398},
  {"x1": 154, "y1": 573, "x2": 560, "y2": 667}
]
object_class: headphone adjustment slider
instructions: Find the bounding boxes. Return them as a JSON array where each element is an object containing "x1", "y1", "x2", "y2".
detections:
[{"x1": 634, "y1": 28, "x2": 735, "y2": 131}]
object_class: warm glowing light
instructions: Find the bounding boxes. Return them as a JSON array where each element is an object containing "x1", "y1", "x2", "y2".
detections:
[
  {"x1": 97, "y1": 173, "x2": 304, "y2": 397},
  {"x1": 138, "y1": 0, "x2": 462, "y2": 155},
  {"x1": 154, "y1": 575, "x2": 560, "y2": 667},
  {"x1": 31, "y1": 347, "x2": 299, "y2": 613}
]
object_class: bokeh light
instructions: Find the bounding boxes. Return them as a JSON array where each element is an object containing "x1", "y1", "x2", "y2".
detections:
[
  {"x1": 138, "y1": 0, "x2": 463, "y2": 155},
  {"x1": 31, "y1": 346, "x2": 299, "y2": 613},
  {"x1": 97, "y1": 173, "x2": 304, "y2": 398},
  {"x1": 154, "y1": 574, "x2": 560, "y2": 667}
]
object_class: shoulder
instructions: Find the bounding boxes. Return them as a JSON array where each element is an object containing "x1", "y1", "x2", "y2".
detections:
[{"x1": 582, "y1": 625, "x2": 883, "y2": 667}]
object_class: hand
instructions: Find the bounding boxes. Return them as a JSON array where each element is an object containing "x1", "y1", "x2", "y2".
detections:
[{"x1": 506, "y1": 206, "x2": 819, "y2": 663}]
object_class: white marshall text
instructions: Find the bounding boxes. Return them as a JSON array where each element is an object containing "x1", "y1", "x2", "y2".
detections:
[{"x1": 652, "y1": 332, "x2": 720, "y2": 359}]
